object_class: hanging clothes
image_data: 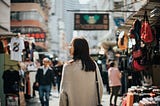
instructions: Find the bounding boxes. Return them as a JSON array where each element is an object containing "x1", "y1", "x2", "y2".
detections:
[
  {"x1": 10, "y1": 37, "x2": 25, "y2": 61},
  {"x1": 2, "y1": 69, "x2": 20, "y2": 94},
  {"x1": 118, "y1": 31, "x2": 128, "y2": 51},
  {"x1": 23, "y1": 41, "x2": 30, "y2": 59}
]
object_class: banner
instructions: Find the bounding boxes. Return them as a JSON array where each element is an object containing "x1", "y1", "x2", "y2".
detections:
[{"x1": 74, "y1": 13, "x2": 109, "y2": 30}]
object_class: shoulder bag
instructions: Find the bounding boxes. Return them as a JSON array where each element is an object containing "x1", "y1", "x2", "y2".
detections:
[
  {"x1": 95, "y1": 70, "x2": 103, "y2": 106},
  {"x1": 141, "y1": 11, "x2": 154, "y2": 43}
]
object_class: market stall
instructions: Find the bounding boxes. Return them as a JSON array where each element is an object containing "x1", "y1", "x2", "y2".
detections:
[
  {"x1": 116, "y1": 0, "x2": 160, "y2": 105},
  {"x1": 0, "y1": 33, "x2": 39, "y2": 106}
]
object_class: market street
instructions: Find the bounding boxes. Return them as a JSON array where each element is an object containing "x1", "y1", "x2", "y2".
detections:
[{"x1": 26, "y1": 88, "x2": 122, "y2": 106}]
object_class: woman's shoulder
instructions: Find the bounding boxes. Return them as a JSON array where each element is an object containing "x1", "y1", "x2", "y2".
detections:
[{"x1": 63, "y1": 59, "x2": 81, "y2": 68}]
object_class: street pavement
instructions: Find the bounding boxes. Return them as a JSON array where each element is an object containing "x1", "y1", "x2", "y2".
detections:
[{"x1": 26, "y1": 88, "x2": 122, "y2": 106}]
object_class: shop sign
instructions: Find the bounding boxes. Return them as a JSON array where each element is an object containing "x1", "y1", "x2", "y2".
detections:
[
  {"x1": 74, "y1": 13, "x2": 109, "y2": 30},
  {"x1": 26, "y1": 33, "x2": 46, "y2": 42},
  {"x1": 114, "y1": 17, "x2": 124, "y2": 27}
]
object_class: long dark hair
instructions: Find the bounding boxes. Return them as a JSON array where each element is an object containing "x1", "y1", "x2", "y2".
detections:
[{"x1": 72, "y1": 37, "x2": 96, "y2": 72}]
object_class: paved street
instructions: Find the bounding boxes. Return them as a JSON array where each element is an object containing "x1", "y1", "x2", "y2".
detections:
[{"x1": 26, "y1": 88, "x2": 122, "y2": 106}]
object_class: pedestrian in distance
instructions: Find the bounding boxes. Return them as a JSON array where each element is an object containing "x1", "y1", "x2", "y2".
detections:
[
  {"x1": 59, "y1": 37, "x2": 103, "y2": 106},
  {"x1": 52, "y1": 60, "x2": 63, "y2": 93},
  {"x1": 108, "y1": 61, "x2": 121, "y2": 106},
  {"x1": 35, "y1": 57, "x2": 56, "y2": 106}
]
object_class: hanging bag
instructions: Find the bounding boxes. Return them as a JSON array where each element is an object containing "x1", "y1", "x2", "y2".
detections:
[
  {"x1": 33, "y1": 82, "x2": 39, "y2": 91},
  {"x1": 141, "y1": 11, "x2": 153, "y2": 43},
  {"x1": 132, "y1": 49, "x2": 142, "y2": 59},
  {"x1": 132, "y1": 59, "x2": 145, "y2": 71},
  {"x1": 132, "y1": 45, "x2": 142, "y2": 59}
]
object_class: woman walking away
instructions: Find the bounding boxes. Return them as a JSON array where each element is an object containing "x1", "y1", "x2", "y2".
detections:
[
  {"x1": 108, "y1": 61, "x2": 121, "y2": 106},
  {"x1": 59, "y1": 37, "x2": 103, "y2": 106}
]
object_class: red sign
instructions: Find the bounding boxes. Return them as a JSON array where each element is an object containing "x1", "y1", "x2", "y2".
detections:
[{"x1": 26, "y1": 33, "x2": 46, "y2": 42}]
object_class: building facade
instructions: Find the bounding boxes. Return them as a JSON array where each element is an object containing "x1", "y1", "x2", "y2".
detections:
[
  {"x1": 10, "y1": 0, "x2": 50, "y2": 51},
  {"x1": 48, "y1": 0, "x2": 80, "y2": 60},
  {"x1": 0, "y1": 0, "x2": 10, "y2": 33}
]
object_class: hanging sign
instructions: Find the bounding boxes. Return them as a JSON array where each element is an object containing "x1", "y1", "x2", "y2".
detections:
[
  {"x1": 26, "y1": 33, "x2": 46, "y2": 42},
  {"x1": 74, "y1": 13, "x2": 109, "y2": 30}
]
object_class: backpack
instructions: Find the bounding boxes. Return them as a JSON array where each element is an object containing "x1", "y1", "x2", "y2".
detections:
[
  {"x1": 132, "y1": 59, "x2": 145, "y2": 71},
  {"x1": 141, "y1": 11, "x2": 154, "y2": 43}
]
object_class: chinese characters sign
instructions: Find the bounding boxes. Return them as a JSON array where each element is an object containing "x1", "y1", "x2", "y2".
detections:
[
  {"x1": 26, "y1": 33, "x2": 46, "y2": 42},
  {"x1": 74, "y1": 13, "x2": 109, "y2": 30}
]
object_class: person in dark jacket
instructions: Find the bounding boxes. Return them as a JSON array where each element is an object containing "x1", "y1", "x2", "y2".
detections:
[
  {"x1": 35, "y1": 57, "x2": 56, "y2": 106},
  {"x1": 52, "y1": 60, "x2": 63, "y2": 93}
]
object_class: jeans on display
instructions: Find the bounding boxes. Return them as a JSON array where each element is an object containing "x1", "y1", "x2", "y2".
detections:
[{"x1": 39, "y1": 85, "x2": 51, "y2": 106}]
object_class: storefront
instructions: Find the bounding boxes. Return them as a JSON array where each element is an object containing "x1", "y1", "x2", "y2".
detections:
[
  {"x1": 0, "y1": 33, "x2": 41, "y2": 106},
  {"x1": 116, "y1": 0, "x2": 160, "y2": 105}
]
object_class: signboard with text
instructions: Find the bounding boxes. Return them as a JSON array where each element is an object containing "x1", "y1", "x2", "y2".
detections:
[
  {"x1": 26, "y1": 33, "x2": 46, "y2": 42},
  {"x1": 74, "y1": 13, "x2": 109, "y2": 30}
]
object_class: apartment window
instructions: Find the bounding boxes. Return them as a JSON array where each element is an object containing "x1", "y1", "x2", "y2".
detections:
[
  {"x1": 11, "y1": 12, "x2": 21, "y2": 20},
  {"x1": 11, "y1": 27, "x2": 42, "y2": 33},
  {"x1": 11, "y1": 11, "x2": 44, "y2": 23}
]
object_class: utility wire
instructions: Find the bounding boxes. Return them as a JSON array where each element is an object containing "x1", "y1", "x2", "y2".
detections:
[{"x1": 67, "y1": 9, "x2": 137, "y2": 12}]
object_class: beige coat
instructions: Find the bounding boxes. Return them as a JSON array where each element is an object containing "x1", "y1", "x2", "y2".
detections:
[{"x1": 59, "y1": 60, "x2": 103, "y2": 106}]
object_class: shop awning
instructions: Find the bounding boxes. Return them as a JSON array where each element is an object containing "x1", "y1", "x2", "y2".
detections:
[{"x1": 117, "y1": 0, "x2": 160, "y2": 32}]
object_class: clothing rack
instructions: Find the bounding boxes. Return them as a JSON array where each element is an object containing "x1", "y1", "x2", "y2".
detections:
[
  {"x1": 4, "y1": 64, "x2": 18, "y2": 66},
  {"x1": 0, "y1": 33, "x2": 19, "y2": 40},
  {"x1": 3, "y1": 66, "x2": 20, "y2": 106},
  {"x1": 4, "y1": 64, "x2": 19, "y2": 69}
]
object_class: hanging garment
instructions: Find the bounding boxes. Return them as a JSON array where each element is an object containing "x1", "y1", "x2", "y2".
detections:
[
  {"x1": 118, "y1": 31, "x2": 128, "y2": 51},
  {"x1": 10, "y1": 37, "x2": 25, "y2": 61},
  {"x1": 2, "y1": 70, "x2": 20, "y2": 94}
]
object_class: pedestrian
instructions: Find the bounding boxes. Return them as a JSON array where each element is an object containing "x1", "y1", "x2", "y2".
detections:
[
  {"x1": 108, "y1": 61, "x2": 121, "y2": 106},
  {"x1": 59, "y1": 37, "x2": 103, "y2": 106},
  {"x1": 106, "y1": 46, "x2": 115, "y2": 65},
  {"x1": 52, "y1": 60, "x2": 63, "y2": 93},
  {"x1": 35, "y1": 57, "x2": 56, "y2": 106}
]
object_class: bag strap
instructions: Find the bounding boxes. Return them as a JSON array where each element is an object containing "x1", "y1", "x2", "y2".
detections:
[
  {"x1": 144, "y1": 10, "x2": 149, "y2": 22},
  {"x1": 95, "y1": 69, "x2": 102, "y2": 106}
]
